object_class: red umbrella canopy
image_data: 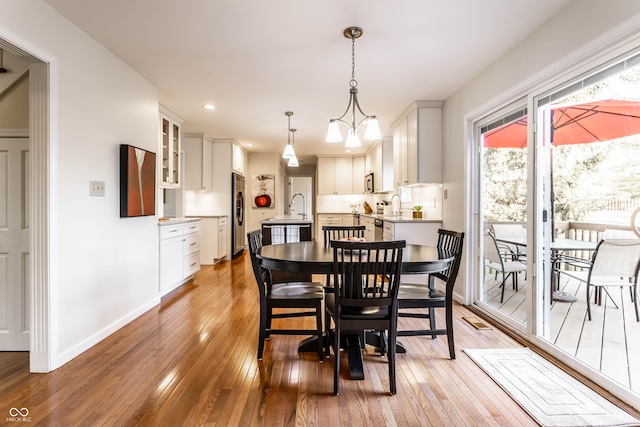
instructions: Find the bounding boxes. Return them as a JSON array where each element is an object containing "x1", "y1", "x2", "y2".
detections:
[{"x1": 483, "y1": 99, "x2": 640, "y2": 148}]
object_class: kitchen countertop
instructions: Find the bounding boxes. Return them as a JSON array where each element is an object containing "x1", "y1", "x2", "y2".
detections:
[
  {"x1": 186, "y1": 215, "x2": 228, "y2": 218},
  {"x1": 261, "y1": 215, "x2": 313, "y2": 224},
  {"x1": 158, "y1": 217, "x2": 201, "y2": 226},
  {"x1": 359, "y1": 213, "x2": 441, "y2": 223}
]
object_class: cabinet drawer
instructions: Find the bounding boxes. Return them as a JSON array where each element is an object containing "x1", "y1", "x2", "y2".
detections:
[
  {"x1": 184, "y1": 252, "x2": 200, "y2": 276},
  {"x1": 160, "y1": 224, "x2": 183, "y2": 240},
  {"x1": 184, "y1": 233, "x2": 200, "y2": 255},
  {"x1": 184, "y1": 221, "x2": 200, "y2": 235}
]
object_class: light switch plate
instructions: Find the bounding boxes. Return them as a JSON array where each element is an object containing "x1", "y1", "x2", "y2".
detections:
[{"x1": 90, "y1": 180, "x2": 105, "y2": 197}]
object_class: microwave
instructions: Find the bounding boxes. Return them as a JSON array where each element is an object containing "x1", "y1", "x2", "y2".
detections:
[{"x1": 364, "y1": 172, "x2": 374, "y2": 193}]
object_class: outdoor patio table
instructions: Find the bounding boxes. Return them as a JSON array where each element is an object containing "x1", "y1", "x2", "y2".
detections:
[{"x1": 494, "y1": 237, "x2": 597, "y2": 302}]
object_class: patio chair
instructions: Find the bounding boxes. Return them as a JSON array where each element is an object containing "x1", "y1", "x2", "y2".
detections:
[
  {"x1": 484, "y1": 232, "x2": 527, "y2": 303},
  {"x1": 491, "y1": 223, "x2": 527, "y2": 262},
  {"x1": 561, "y1": 239, "x2": 640, "y2": 321}
]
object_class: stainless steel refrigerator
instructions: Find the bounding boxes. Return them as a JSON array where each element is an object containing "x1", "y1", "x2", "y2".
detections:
[{"x1": 231, "y1": 172, "x2": 245, "y2": 258}]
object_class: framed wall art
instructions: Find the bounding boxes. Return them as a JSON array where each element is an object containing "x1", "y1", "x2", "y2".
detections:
[
  {"x1": 120, "y1": 144, "x2": 156, "y2": 217},
  {"x1": 252, "y1": 174, "x2": 275, "y2": 208}
]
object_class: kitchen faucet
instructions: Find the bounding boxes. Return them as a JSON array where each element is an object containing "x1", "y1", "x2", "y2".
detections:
[
  {"x1": 390, "y1": 193, "x2": 402, "y2": 216},
  {"x1": 290, "y1": 192, "x2": 307, "y2": 219}
]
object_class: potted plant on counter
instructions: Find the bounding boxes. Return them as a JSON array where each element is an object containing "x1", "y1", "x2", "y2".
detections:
[{"x1": 412, "y1": 205, "x2": 423, "y2": 219}]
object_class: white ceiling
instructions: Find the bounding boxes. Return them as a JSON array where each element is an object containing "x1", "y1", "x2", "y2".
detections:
[{"x1": 41, "y1": 0, "x2": 573, "y2": 164}]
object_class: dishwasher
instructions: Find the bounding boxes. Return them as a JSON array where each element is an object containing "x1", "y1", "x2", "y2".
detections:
[{"x1": 374, "y1": 219, "x2": 384, "y2": 241}]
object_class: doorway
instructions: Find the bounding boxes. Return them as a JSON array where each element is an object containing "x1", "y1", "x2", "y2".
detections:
[{"x1": 0, "y1": 34, "x2": 53, "y2": 372}]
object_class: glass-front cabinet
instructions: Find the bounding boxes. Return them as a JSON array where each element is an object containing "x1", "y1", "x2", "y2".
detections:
[{"x1": 159, "y1": 105, "x2": 183, "y2": 188}]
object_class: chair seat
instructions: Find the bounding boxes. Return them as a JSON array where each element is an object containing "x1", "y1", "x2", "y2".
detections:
[
  {"x1": 325, "y1": 294, "x2": 390, "y2": 319},
  {"x1": 397, "y1": 283, "x2": 444, "y2": 301},
  {"x1": 270, "y1": 282, "x2": 324, "y2": 298}
]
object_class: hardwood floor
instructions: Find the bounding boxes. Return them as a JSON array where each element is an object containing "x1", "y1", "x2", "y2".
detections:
[{"x1": 1, "y1": 253, "x2": 637, "y2": 426}]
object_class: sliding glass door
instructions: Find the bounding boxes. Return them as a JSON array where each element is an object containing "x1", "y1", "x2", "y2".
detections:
[{"x1": 471, "y1": 47, "x2": 640, "y2": 401}]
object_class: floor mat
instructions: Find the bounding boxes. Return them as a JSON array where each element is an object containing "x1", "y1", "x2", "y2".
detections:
[{"x1": 463, "y1": 348, "x2": 640, "y2": 427}]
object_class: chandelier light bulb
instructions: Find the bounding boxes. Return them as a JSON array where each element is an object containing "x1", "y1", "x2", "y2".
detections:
[
  {"x1": 364, "y1": 117, "x2": 382, "y2": 140},
  {"x1": 345, "y1": 129, "x2": 361, "y2": 148}
]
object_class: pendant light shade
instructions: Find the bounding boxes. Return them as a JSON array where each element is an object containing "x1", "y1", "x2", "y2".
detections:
[
  {"x1": 282, "y1": 111, "x2": 297, "y2": 159},
  {"x1": 287, "y1": 128, "x2": 299, "y2": 167},
  {"x1": 325, "y1": 27, "x2": 380, "y2": 147}
]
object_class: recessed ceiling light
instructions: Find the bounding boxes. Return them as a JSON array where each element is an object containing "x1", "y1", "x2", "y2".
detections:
[
  {"x1": 246, "y1": 143, "x2": 254, "y2": 147},
  {"x1": 345, "y1": 149, "x2": 352, "y2": 153},
  {"x1": 202, "y1": 104, "x2": 215, "y2": 110}
]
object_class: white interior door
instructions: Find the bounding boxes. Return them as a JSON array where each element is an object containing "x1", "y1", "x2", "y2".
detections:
[{"x1": 0, "y1": 137, "x2": 30, "y2": 351}]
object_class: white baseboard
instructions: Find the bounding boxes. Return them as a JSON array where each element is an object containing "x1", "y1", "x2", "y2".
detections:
[{"x1": 55, "y1": 297, "x2": 161, "y2": 369}]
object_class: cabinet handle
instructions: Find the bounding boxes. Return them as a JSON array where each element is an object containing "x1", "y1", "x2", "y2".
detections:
[
  {"x1": 190, "y1": 242, "x2": 197, "y2": 246},
  {"x1": 190, "y1": 262, "x2": 197, "y2": 267},
  {"x1": 169, "y1": 229, "x2": 178, "y2": 233}
]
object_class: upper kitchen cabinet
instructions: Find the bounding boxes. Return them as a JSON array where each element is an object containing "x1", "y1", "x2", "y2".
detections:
[
  {"x1": 184, "y1": 133, "x2": 213, "y2": 191},
  {"x1": 317, "y1": 156, "x2": 365, "y2": 195},
  {"x1": 392, "y1": 101, "x2": 443, "y2": 187},
  {"x1": 232, "y1": 143, "x2": 247, "y2": 175},
  {"x1": 159, "y1": 105, "x2": 183, "y2": 188},
  {"x1": 365, "y1": 138, "x2": 393, "y2": 193}
]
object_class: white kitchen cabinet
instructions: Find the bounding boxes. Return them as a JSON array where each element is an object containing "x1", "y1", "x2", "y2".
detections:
[
  {"x1": 316, "y1": 213, "x2": 343, "y2": 241},
  {"x1": 317, "y1": 156, "x2": 365, "y2": 195},
  {"x1": 392, "y1": 101, "x2": 443, "y2": 187},
  {"x1": 232, "y1": 143, "x2": 246, "y2": 175},
  {"x1": 360, "y1": 216, "x2": 376, "y2": 242},
  {"x1": 184, "y1": 133, "x2": 213, "y2": 191},
  {"x1": 159, "y1": 220, "x2": 201, "y2": 295},
  {"x1": 199, "y1": 216, "x2": 228, "y2": 265},
  {"x1": 159, "y1": 105, "x2": 183, "y2": 188},
  {"x1": 351, "y1": 156, "x2": 365, "y2": 194},
  {"x1": 365, "y1": 139, "x2": 393, "y2": 193}
]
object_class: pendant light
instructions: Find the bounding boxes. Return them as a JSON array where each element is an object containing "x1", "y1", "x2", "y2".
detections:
[
  {"x1": 287, "y1": 128, "x2": 299, "y2": 167},
  {"x1": 282, "y1": 111, "x2": 296, "y2": 159},
  {"x1": 325, "y1": 27, "x2": 381, "y2": 147}
]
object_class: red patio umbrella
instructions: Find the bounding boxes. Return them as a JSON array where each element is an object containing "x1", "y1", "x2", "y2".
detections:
[{"x1": 483, "y1": 99, "x2": 640, "y2": 148}]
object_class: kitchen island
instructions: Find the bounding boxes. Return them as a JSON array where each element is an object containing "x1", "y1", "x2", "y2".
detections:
[{"x1": 261, "y1": 216, "x2": 313, "y2": 245}]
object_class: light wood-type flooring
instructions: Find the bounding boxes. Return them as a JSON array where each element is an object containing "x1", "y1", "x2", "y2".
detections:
[{"x1": 1, "y1": 253, "x2": 638, "y2": 426}]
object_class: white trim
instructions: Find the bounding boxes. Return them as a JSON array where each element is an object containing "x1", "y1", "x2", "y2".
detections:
[
  {"x1": 57, "y1": 298, "x2": 160, "y2": 366},
  {"x1": 0, "y1": 129, "x2": 29, "y2": 137},
  {"x1": 0, "y1": 25, "x2": 59, "y2": 373}
]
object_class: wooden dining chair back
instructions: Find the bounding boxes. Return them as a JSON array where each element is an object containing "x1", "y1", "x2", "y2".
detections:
[
  {"x1": 322, "y1": 225, "x2": 366, "y2": 247},
  {"x1": 247, "y1": 230, "x2": 325, "y2": 361},
  {"x1": 322, "y1": 225, "x2": 366, "y2": 290},
  {"x1": 325, "y1": 239, "x2": 405, "y2": 395},
  {"x1": 397, "y1": 229, "x2": 464, "y2": 359},
  {"x1": 484, "y1": 232, "x2": 527, "y2": 303}
]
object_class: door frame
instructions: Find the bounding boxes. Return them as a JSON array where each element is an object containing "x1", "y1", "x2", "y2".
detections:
[{"x1": 0, "y1": 29, "x2": 58, "y2": 373}]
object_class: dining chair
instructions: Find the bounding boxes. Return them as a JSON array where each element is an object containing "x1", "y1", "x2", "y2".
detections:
[
  {"x1": 484, "y1": 232, "x2": 527, "y2": 303},
  {"x1": 397, "y1": 229, "x2": 464, "y2": 359},
  {"x1": 325, "y1": 239, "x2": 405, "y2": 395},
  {"x1": 561, "y1": 238, "x2": 640, "y2": 321},
  {"x1": 322, "y1": 225, "x2": 366, "y2": 290},
  {"x1": 247, "y1": 230, "x2": 325, "y2": 361}
]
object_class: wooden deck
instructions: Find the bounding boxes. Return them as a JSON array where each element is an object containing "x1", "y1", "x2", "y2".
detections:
[{"x1": 484, "y1": 270, "x2": 640, "y2": 394}]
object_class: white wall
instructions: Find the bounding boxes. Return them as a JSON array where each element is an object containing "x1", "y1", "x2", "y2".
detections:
[
  {"x1": 0, "y1": 1, "x2": 161, "y2": 368},
  {"x1": 443, "y1": 0, "x2": 640, "y2": 298},
  {"x1": 247, "y1": 152, "x2": 286, "y2": 233}
]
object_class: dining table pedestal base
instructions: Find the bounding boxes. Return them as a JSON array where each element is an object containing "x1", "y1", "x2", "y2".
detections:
[{"x1": 297, "y1": 331, "x2": 407, "y2": 380}]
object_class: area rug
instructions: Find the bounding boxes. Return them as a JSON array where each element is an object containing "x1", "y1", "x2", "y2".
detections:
[{"x1": 463, "y1": 348, "x2": 640, "y2": 427}]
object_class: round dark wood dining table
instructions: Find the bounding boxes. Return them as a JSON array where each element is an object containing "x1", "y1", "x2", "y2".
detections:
[{"x1": 257, "y1": 240, "x2": 454, "y2": 380}]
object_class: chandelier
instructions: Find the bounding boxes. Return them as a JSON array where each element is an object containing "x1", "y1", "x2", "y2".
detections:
[{"x1": 326, "y1": 26, "x2": 381, "y2": 148}]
